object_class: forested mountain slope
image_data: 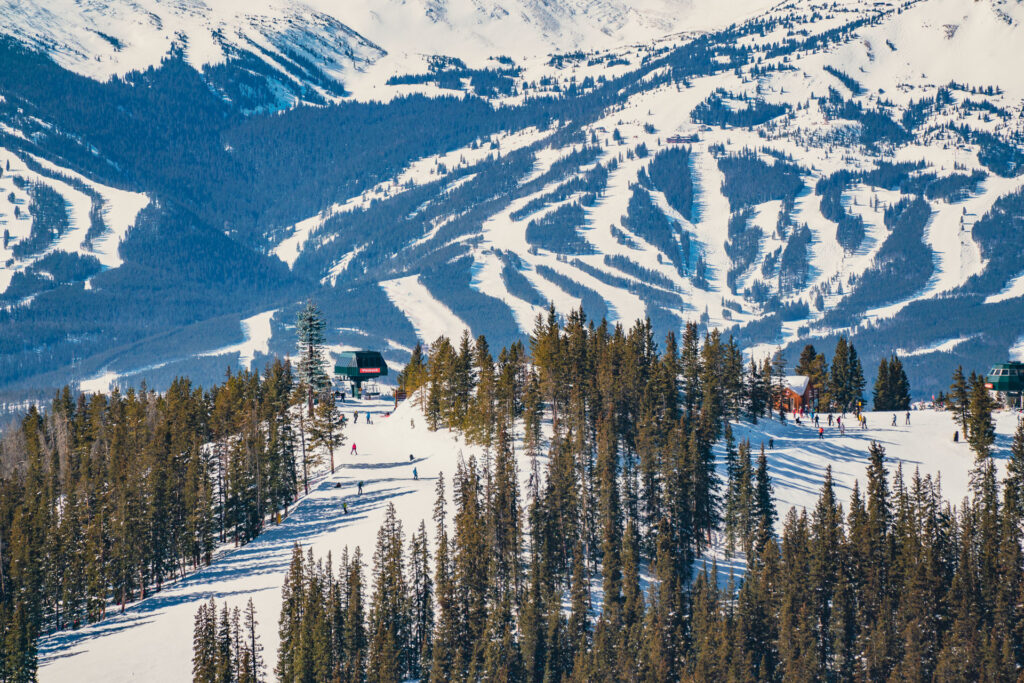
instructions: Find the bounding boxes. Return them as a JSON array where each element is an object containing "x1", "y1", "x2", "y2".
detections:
[{"x1": 2, "y1": 0, "x2": 1024, "y2": 403}]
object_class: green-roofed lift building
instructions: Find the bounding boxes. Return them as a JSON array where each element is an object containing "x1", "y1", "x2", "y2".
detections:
[{"x1": 335, "y1": 350, "x2": 389, "y2": 398}]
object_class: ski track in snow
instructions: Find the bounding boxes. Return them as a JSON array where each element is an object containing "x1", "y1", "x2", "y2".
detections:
[
  {"x1": 198, "y1": 309, "x2": 278, "y2": 371},
  {"x1": 37, "y1": 401, "x2": 1024, "y2": 679},
  {"x1": 380, "y1": 275, "x2": 471, "y2": 343}
]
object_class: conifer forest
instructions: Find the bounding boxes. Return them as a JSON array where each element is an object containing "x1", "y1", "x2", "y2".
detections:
[{"x1": 0, "y1": 305, "x2": 1022, "y2": 682}]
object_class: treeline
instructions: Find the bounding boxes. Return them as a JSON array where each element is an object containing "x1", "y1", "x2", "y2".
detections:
[
  {"x1": 192, "y1": 598, "x2": 265, "y2": 683},
  {"x1": 272, "y1": 306, "x2": 1024, "y2": 682},
  {"x1": 0, "y1": 354, "x2": 342, "y2": 681}
]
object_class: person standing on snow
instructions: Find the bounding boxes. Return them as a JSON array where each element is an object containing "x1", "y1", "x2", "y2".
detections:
[
  {"x1": 413, "y1": 468, "x2": 418, "y2": 481},
  {"x1": 818, "y1": 426, "x2": 824, "y2": 439},
  {"x1": 891, "y1": 414, "x2": 897, "y2": 427},
  {"x1": 351, "y1": 443, "x2": 358, "y2": 456}
]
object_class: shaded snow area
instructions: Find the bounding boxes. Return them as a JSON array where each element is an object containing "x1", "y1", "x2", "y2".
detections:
[
  {"x1": 76, "y1": 309, "x2": 279, "y2": 392},
  {"x1": 380, "y1": 275, "x2": 470, "y2": 342},
  {"x1": 198, "y1": 310, "x2": 278, "y2": 371},
  {"x1": 0, "y1": 148, "x2": 149, "y2": 298},
  {"x1": 38, "y1": 399, "x2": 1024, "y2": 681}
]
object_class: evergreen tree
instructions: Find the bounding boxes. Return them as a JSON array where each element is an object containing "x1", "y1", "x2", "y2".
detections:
[
  {"x1": 295, "y1": 301, "x2": 330, "y2": 404},
  {"x1": 966, "y1": 372, "x2": 997, "y2": 460},
  {"x1": 873, "y1": 356, "x2": 892, "y2": 411},
  {"x1": 949, "y1": 365, "x2": 969, "y2": 433},
  {"x1": 309, "y1": 395, "x2": 345, "y2": 474}
]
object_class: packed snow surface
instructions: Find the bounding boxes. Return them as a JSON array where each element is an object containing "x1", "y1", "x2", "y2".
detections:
[{"x1": 38, "y1": 400, "x2": 1024, "y2": 681}]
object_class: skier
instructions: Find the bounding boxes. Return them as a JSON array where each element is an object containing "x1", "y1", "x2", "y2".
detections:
[
  {"x1": 342, "y1": 502, "x2": 348, "y2": 514},
  {"x1": 818, "y1": 426, "x2": 824, "y2": 439},
  {"x1": 905, "y1": 411, "x2": 911, "y2": 425},
  {"x1": 351, "y1": 443, "x2": 358, "y2": 456},
  {"x1": 768, "y1": 437, "x2": 775, "y2": 450},
  {"x1": 354, "y1": 411, "x2": 359, "y2": 423},
  {"x1": 409, "y1": 454, "x2": 414, "y2": 462},
  {"x1": 357, "y1": 481, "x2": 364, "y2": 495},
  {"x1": 828, "y1": 413, "x2": 834, "y2": 427},
  {"x1": 413, "y1": 467, "x2": 418, "y2": 481},
  {"x1": 861, "y1": 414, "x2": 867, "y2": 429},
  {"x1": 954, "y1": 430, "x2": 959, "y2": 443},
  {"x1": 891, "y1": 414, "x2": 897, "y2": 427},
  {"x1": 814, "y1": 415, "x2": 820, "y2": 428}
]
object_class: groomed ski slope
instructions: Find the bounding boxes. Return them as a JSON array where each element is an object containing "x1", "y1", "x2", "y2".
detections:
[{"x1": 39, "y1": 399, "x2": 1024, "y2": 682}]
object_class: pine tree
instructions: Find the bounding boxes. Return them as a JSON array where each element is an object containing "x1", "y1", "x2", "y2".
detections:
[
  {"x1": 873, "y1": 356, "x2": 892, "y2": 410},
  {"x1": 309, "y1": 395, "x2": 345, "y2": 474},
  {"x1": 949, "y1": 365, "x2": 969, "y2": 433},
  {"x1": 889, "y1": 355, "x2": 911, "y2": 409},
  {"x1": 399, "y1": 342, "x2": 429, "y2": 404},
  {"x1": 193, "y1": 600, "x2": 217, "y2": 683},
  {"x1": 408, "y1": 521, "x2": 433, "y2": 680},
  {"x1": 753, "y1": 445, "x2": 776, "y2": 557},
  {"x1": 966, "y1": 372, "x2": 997, "y2": 460},
  {"x1": 295, "y1": 301, "x2": 330, "y2": 406},
  {"x1": 367, "y1": 503, "x2": 410, "y2": 681},
  {"x1": 829, "y1": 337, "x2": 851, "y2": 411}
]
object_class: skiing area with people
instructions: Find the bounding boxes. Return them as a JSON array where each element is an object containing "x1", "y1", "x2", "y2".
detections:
[{"x1": 36, "y1": 391, "x2": 1024, "y2": 682}]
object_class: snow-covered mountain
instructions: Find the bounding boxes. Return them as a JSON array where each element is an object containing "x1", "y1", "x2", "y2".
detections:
[
  {"x1": 2, "y1": 0, "x2": 1024, "y2": 403},
  {"x1": 0, "y1": 0, "x2": 775, "y2": 98}
]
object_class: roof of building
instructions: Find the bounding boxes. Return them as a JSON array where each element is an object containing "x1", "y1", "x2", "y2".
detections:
[{"x1": 785, "y1": 375, "x2": 810, "y2": 395}]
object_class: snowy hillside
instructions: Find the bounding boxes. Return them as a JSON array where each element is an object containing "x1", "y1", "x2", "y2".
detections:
[
  {"x1": 36, "y1": 396, "x2": 1024, "y2": 682},
  {"x1": 2, "y1": 0, "x2": 1024, "y2": 402},
  {"x1": 0, "y1": 0, "x2": 775, "y2": 97}
]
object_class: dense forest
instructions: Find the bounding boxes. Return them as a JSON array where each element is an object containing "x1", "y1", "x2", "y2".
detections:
[
  {"x1": 218, "y1": 308, "x2": 1016, "y2": 683},
  {"x1": 0, "y1": 301, "x2": 1017, "y2": 681}
]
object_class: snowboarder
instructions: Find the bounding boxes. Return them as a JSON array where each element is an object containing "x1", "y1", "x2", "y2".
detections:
[
  {"x1": 351, "y1": 443, "x2": 358, "y2": 456},
  {"x1": 357, "y1": 481, "x2": 364, "y2": 495},
  {"x1": 818, "y1": 427, "x2": 824, "y2": 439},
  {"x1": 413, "y1": 468, "x2": 418, "y2": 481}
]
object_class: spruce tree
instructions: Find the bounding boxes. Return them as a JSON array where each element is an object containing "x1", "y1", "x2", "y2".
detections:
[
  {"x1": 873, "y1": 356, "x2": 892, "y2": 410},
  {"x1": 295, "y1": 301, "x2": 330, "y2": 405},
  {"x1": 949, "y1": 365, "x2": 969, "y2": 433},
  {"x1": 309, "y1": 396, "x2": 345, "y2": 474},
  {"x1": 966, "y1": 372, "x2": 997, "y2": 460}
]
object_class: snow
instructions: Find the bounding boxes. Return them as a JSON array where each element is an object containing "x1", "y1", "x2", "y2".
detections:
[
  {"x1": 988, "y1": 271, "x2": 1024, "y2": 305},
  {"x1": 76, "y1": 370, "x2": 120, "y2": 395},
  {"x1": 897, "y1": 335, "x2": 976, "y2": 357},
  {"x1": 379, "y1": 275, "x2": 471, "y2": 344},
  {"x1": 38, "y1": 401, "x2": 1024, "y2": 681},
  {"x1": 2, "y1": 0, "x2": 779, "y2": 94},
  {"x1": 0, "y1": 149, "x2": 149, "y2": 295},
  {"x1": 198, "y1": 310, "x2": 278, "y2": 371},
  {"x1": 27, "y1": 154, "x2": 151, "y2": 270},
  {"x1": 469, "y1": 250, "x2": 545, "y2": 335}
]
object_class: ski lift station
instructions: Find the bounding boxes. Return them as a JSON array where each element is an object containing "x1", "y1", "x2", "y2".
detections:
[
  {"x1": 985, "y1": 361, "x2": 1024, "y2": 408},
  {"x1": 335, "y1": 350, "x2": 389, "y2": 397}
]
